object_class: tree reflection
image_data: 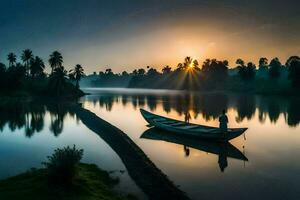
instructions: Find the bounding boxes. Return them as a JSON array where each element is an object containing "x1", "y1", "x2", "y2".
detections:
[
  {"x1": 84, "y1": 92, "x2": 300, "y2": 127},
  {"x1": 0, "y1": 101, "x2": 74, "y2": 137}
]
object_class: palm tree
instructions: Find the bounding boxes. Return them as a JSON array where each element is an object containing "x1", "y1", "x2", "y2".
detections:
[
  {"x1": 69, "y1": 64, "x2": 85, "y2": 89},
  {"x1": 21, "y1": 49, "x2": 33, "y2": 74},
  {"x1": 236, "y1": 58, "x2": 245, "y2": 67},
  {"x1": 48, "y1": 51, "x2": 63, "y2": 74},
  {"x1": 7, "y1": 53, "x2": 17, "y2": 67},
  {"x1": 162, "y1": 65, "x2": 172, "y2": 74},
  {"x1": 30, "y1": 56, "x2": 45, "y2": 77},
  {"x1": 49, "y1": 66, "x2": 68, "y2": 95},
  {"x1": 183, "y1": 56, "x2": 193, "y2": 70}
]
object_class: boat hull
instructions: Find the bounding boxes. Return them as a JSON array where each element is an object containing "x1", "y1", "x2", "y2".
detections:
[{"x1": 140, "y1": 109, "x2": 247, "y2": 141}]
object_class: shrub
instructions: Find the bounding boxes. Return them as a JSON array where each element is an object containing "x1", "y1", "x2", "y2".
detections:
[{"x1": 43, "y1": 145, "x2": 83, "y2": 184}]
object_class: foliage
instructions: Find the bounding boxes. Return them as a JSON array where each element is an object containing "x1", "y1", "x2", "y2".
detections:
[
  {"x1": 287, "y1": 56, "x2": 300, "y2": 88},
  {"x1": 269, "y1": 57, "x2": 282, "y2": 79},
  {"x1": 21, "y1": 49, "x2": 33, "y2": 74},
  {"x1": 49, "y1": 51, "x2": 63, "y2": 74},
  {"x1": 236, "y1": 59, "x2": 256, "y2": 81},
  {"x1": 69, "y1": 64, "x2": 85, "y2": 89},
  {"x1": 30, "y1": 56, "x2": 45, "y2": 77},
  {"x1": 0, "y1": 163, "x2": 133, "y2": 200},
  {"x1": 48, "y1": 66, "x2": 69, "y2": 95},
  {"x1": 0, "y1": 49, "x2": 84, "y2": 98},
  {"x1": 7, "y1": 52, "x2": 17, "y2": 67},
  {"x1": 258, "y1": 57, "x2": 268, "y2": 70},
  {"x1": 43, "y1": 145, "x2": 84, "y2": 184}
]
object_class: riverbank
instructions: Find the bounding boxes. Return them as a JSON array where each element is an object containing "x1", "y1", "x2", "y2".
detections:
[
  {"x1": 72, "y1": 105, "x2": 190, "y2": 200},
  {"x1": 0, "y1": 163, "x2": 136, "y2": 200}
]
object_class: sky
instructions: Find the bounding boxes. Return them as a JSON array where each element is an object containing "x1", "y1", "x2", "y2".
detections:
[{"x1": 0, "y1": 0, "x2": 300, "y2": 73}]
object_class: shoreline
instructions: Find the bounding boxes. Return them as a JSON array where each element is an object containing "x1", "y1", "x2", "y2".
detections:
[
  {"x1": 0, "y1": 163, "x2": 135, "y2": 200},
  {"x1": 72, "y1": 105, "x2": 190, "y2": 200},
  {"x1": 81, "y1": 86, "x2": 300, "y2": 97}
]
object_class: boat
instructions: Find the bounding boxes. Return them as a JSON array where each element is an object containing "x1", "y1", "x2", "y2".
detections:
[
  {"x1": 140, "y1": 109, "x2": 247, "y2": 141},
  {"x1": 141, "y1": 128, "x2": 248, "y2": 161}
]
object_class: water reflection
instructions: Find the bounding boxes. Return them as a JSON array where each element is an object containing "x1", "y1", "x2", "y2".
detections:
[
  {"x1": 141, "y1": 128, "x2": 248, "y2": 172},
  {"x1": 0, "y1": 101, "x2": 75, "y2": 137},
  {"x1": 82, "y1": 91, "x2": 300, "y2": 127}
]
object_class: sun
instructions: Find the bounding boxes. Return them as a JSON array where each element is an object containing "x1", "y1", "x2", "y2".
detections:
[{"x1": 187, "y1": 59, "x2": 194, "y2": 71}]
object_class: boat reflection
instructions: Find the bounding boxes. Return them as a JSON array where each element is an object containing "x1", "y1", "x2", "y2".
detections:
[{"x1": 141, "y1": 128, "x2": 248, "y2": 172}]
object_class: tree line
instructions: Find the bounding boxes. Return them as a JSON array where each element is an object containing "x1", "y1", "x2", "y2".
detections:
[
  {"x1": 0, "y1": 49, "x2": 85, "y2": 96},
  {"x1": 86, "y1": 56, "x2": 300, "y2": 93}
]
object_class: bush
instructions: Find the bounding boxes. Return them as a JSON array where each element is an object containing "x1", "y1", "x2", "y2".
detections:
[{"x1": 43, "y1": 145, "x2": 83, "y2": 184}]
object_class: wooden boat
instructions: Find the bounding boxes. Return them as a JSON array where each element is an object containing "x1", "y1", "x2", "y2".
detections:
[
  {"x1": 140, "y1": 109, "x2": 247, "y2": 141},
  {"x1": 141, "y1": 128, "x2": 248, "y2": 161}
]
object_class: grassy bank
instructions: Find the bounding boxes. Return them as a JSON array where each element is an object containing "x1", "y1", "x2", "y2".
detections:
[{"x1": 0, "y1": 163, "x2": 136, "y2": 200}]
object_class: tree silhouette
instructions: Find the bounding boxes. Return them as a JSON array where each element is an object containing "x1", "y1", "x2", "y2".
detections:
[
  {"x1": 286, "y1": 56, "x2": 300, "y2": 88},
  {"x1": 147, "y1": 68, "x2": 159, "y2": 76},
  {"x1": 49, "y1": 51, "x2": 63, "y2": 74},
  {"x1": 21, "y1": 49, "x2": 33, "y2": 75},
  {"x1": 183, "y1": 56, "x2": 193, "y2": 70},
  {"x1": 269, "y1": 57, "x2": 282, "y2": 79},
  {"x1": 162, "y1": 65, "x2": 172, "y2": 74},
  {"x1": 30, "y1": 56, "x2": 45, "y2": 77},
  {"x1": 69, "y1": 64, "x2": 85, "y2": 89},
  {"x1": 259, "y1": 57, "x2": 268, "y2": 70},
  {"x1": 7, "y1": 53, "x2": 17, "y2": 67},
  {"x1": 237, "y1": 59, "x2": 256, "y2": 81},
  {"x1": 49, "y1": 66, "x2": 68, "y2": 95},
  {"x1": 137, "y1": 68, "x2": 146, "y2": 76},
  {"x1": 246, "y1": 62, "x2": 256, "y2": 80}
]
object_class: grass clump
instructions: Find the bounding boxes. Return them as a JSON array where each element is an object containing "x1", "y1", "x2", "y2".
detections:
[
  {"x1": 0, "y1": 146, "x2": 136, "y2": 200},
  {"x1": 43, "y1": 145, "x2": 83, "y2": 184}
]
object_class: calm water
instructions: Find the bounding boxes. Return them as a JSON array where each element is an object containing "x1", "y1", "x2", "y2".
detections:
[
  {"x1": 81, "y1": 88, "x2": 300, "y2": 200},
  {"x1": 0, "y1": 102, "x2": 145, "y2": 199},
  {"x1": 0, "y1": 89, "x2": 300, "y2": 200}
]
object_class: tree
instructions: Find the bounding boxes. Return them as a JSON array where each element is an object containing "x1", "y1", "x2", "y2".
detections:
[
  {"x1": 203, "y1": 59, "x2": 228, "y2": 81},
  {"x1": 121, "y1": 71, "x2": 129, "y2": 76},
  {"x1": 69, "y1": 64, "x2": 85, "y2": 89},
  {"x1": 21, "y1": 49, "x2": 33, "y2": 75},
  {"x1": 286, "y1": 56, "x2": 300, "y2": 67},
  {"x1": 137, "y1": 68, "x2": 145, "y2": 76},
  {"x1": 259, "y1": 57, "x2": 268, "y2": 70},
  {"x1": 147, "y1": 68, "x2": 160, "y2": 76},
  {"x1": 7, "y1": 53, "x2": 17, "y2": 67},
  {"x1": 176, "y1": 63, "x2": 183, "y2": 71},
  {"x1": 236, "y1": 58, "x2": 245, "y2": 67},
  {"x1": 105, "y1": 68, "x2": 113, "y2": 75},
  {"x1": 30, "y1": 56, "x2": 45, "y2": 77},
  {"x1": 0, "y1": 63, "x2": 6, "y2": 73},
  {"x1": 202, "y1": 59, "x2": 211, "y2": 72},
  {"x1": 237, "y1": 60, "x2": 256, "y2": 81},
  {"x1": 246, "y1": 62, "x2": 256, "y2": 80},
  {"x1": 162, "y1": 65, "x2": 172, "y2": 74},
  {"x1": 183, "y1": 56, "x2": 193, "y2": 70},
  {"x1": 286, "y1": 56, "x2": 300, "y2": 88},
  {"x1": 0, "y1": 63, "x2": 6, "y2": 89},
  {"x1": 49, "y1": 66, "x2": 68, "y2": 95},
  {"x1": 269, "y1": 57, "x2": 282, "y2": 79},
  {"x1": 49, "y1": 51, "x2": 63, "y2": 74}
]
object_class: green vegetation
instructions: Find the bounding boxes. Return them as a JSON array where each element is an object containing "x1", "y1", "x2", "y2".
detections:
[
  {"x1": 0, "y1": 146, "x2": 135, "y2": 200},
  {"x1": 0, "y1": 164, "x2": 134, "y2": 200},
  {"x1": 0, "y1": 50, "x2": 85, "y2": 98},
  {"x1": 83, "y1": 56, "x2": 300, "y2": 95},
  {"x1": 43, "y1": 145, "x2": 84, "y2": 184}
]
